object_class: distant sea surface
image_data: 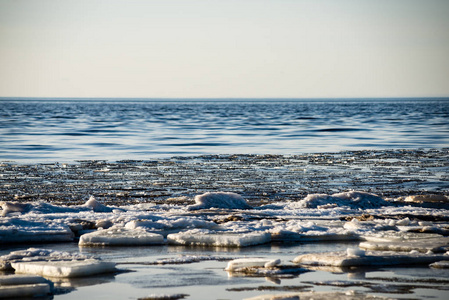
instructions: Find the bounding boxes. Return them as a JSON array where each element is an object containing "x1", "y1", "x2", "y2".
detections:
[{"x1": 1, "y1": 98, "x2": 448, "y2": 162}]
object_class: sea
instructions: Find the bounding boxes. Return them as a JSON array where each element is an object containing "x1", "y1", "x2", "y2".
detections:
[
  {"x1": 1, "y1": 98, "x2": 449, "y2": 300},
  {"x1": 1, "y1": 98, "x2": 449, "y2": 163}
]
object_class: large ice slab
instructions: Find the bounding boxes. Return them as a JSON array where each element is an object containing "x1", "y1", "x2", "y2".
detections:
[
  {"x1": 271, "y1": 230, "x2": 359, "y2": 243},
  {"x1": 187, "y1": 192, "x2": 252, "y2": 210},
  {"x1": 293, "y1": 250, "x2": 447, "y2": 267},
  {"x1": 167, "y1": 230, "x2": 271, "y2": 247},
  {"x1": 244, "y1": 291, "x2": 390, "y2": 300},
  {"x1": 0, "y1": 275, "x2": 53, "y2": 299},
  {"x1": 0, "y1": 248, "x2": 91, "y2": 271},
  {"x1": 79, "y1": 227, "x2": 164, "y2": 246},
  {"x1": 289, "y1": 191, "x2": 390, "y2": 209},
  {"x1": 225, "y1": 258, "x2": 276, "y2": 271},
  {"x1": 359, "y1": 236, "x2": 449, "y2": 253},
  {"x1": 11, "y1": 259, "x2": 117, "y2": 278},
  {"x1": 0, "y1": 283, "x2": 51, "y2": 299},
  {"x1": 0, "y1": 218, "x2": 74, "y2": 243},
  {"x1": 225, "y1": 258, "x2": 308, "y2": 277},
  {"x1": 430, "y1": 260, "x2": 449, "y2": 268}
]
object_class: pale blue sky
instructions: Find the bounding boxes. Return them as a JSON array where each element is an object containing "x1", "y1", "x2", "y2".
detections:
[{"x1": 1, "y1": 0, "x2": 448, "y2": 98}]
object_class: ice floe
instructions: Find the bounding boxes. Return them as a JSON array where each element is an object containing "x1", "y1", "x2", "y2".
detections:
[
  {"x1": 0, "y1": 275, "x2": 53, "y2": 299},
  {"x1": 293, "y1": 249, "x2": 448, "y2": 267},
  {"x1": 11, "y1": 259, "x2": 116, "y2": 278},
  {"x1": 288, "y1": 191, "x2": 390, "y2": 209},
  {"x1": 225, "y1": 258, "x2": 276, "y2": 271},
  {"x1": 359, "y1": 234, "x2": 449, "y2": 253},
  {"x1": 430, "y1": 260, "x2": 449, "y2": 268},
  {"x1": 82, "y1": 196, "x2": 114, "y2": 212},
  {"x1": 167, "y1": 229, "x2": 271, "y2": 247},
  {"x1": 0, "y1": 248, "x2": 91, "y2": 271},
  {"x1": 225, "y1": 257, "x2": 307, "y2": 277},
  {"x1": 0, "y1": 218, "x2": 74, "y2": 243},
  {"x1": 187, "y1": 192, "x2": 252, "y2": 210},
  {"x1": 79, "y1": 226, "x2": 165, "y2": 246},
  {"x1": 244, "y1": 290, "x2": 390, "y2": 300}
]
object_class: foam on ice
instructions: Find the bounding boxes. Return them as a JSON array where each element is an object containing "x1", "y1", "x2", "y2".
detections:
[
  {"x1": 187, "y1": 192, "x2": 252, "y2": 210},
  {"x1": 167, "y1": 230, "x2": 271, "y2": 247},
  {"x1": 79, "y1": 226, "x2": 164, "y2": 246}
]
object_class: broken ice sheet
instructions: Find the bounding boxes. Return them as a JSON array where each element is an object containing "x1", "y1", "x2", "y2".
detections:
[
  {"x1": 0, "y1": 218, "x2": 74, "y2": 244},
  {"x1": 11, "y1": 259, "x2": 117, "y2": 278},
  {"x1": 359, "y1": 234, "x2": 449, "y2": 253},
  {"x1": 293, "y1": 250, "x2": 448, "y2": 267},
  {"x1": 243, "y1": 290, "x2": 391, "y2": 300},
  {"x1": 0, "y1": 248, "x2": 92, "y2": 271},
  {"x1": 225, "y1": 258, "x2": 308, "y2": 278},
  {"x1": 79, "y1": 226, "x2": 164, "y2": 247},
  {"x1": 167, "y1": 230, "x2": 271, "y2": 247}
]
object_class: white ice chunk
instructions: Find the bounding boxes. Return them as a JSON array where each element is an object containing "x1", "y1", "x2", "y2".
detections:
[
  {"x1": 264, "y1": 259, "x2": 281, "y2": 268},
  {"x1": 82, "y1": 196, "x2": 113, "y2": 212},
  {"x1": 430, "y1": 260, "x2": 449, "y2": 268},
  {"x1": 291, "y1": 191, "x2": 389, "y2": 209},
  {"x1": 225, "y1": 258, "x2": 273, "y2": 271},
  {"x1": 0, "y1": 274, "x2": 49, "y2": 286},
  {"x1": 0, "y1": 274, "x2": 53, "y2": 298},
  {"x1": 244, "y1": 291, "x2": 389, "y2": 300},
  {"x1": 395, "y1": 217, "x2": 411, "y2": 226},
  {"x1": 359, "y1": 236, "x2": 449, "y2": 253},
  {"x1": 11, "y1": 259, "x2": 117, "y2": 278},
  {"x1": 79, "y1": 227, "x2": 164, "y2": 246},
  {"x1": 404, "y1": 194, "x2": 449, "y2": 203},
  {"x1": 187, "y1": 192, "x2": 252, "y2": 210},
  {"x1": 0, "y1": 201, "x2": 31, "y2": 216},
  {"x1": 346, "y1": 248, "x2": 366, "y2": 257},
  {"x1": 0, "y1": 219, "x2": 74, "y2": 244},
  {"x1": 361, "y1": 231, "x2": 443, "y2": 242},
  {"x1": 167, "y1": 230, "x2": 270, "y2": 247},
  {"x1": 293, "y1": 251, "x2": 447, "y2": 267},
  {"x1": 0, "y1": 283, "x2": 51, "y2": 298},
  {"x1": 0, "y1": 247, "x2": 93, "y2": 271}
]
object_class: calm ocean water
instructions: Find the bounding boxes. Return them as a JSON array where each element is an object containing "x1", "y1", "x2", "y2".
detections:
[{"x1": 1, "y1": 99, "x2": 448, "y2": 162}]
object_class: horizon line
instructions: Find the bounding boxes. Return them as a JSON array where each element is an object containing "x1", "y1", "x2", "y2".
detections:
[{"x1": 1, "y1": 96, "x2": 449, "y2": 101}]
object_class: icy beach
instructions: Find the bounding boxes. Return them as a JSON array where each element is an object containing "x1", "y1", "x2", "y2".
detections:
[{"x1": 1, "y1": 150, "x2": 449, "y2": 299}]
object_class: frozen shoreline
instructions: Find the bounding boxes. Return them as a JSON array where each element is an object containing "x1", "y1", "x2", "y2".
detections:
[{"x1": 1, "y1": 149, "x2": 449, "y2": 299}]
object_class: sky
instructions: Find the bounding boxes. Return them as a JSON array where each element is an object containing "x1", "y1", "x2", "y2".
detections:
[{"x1": 1, "y1": 0, "x2": 448, "y2": 99}]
